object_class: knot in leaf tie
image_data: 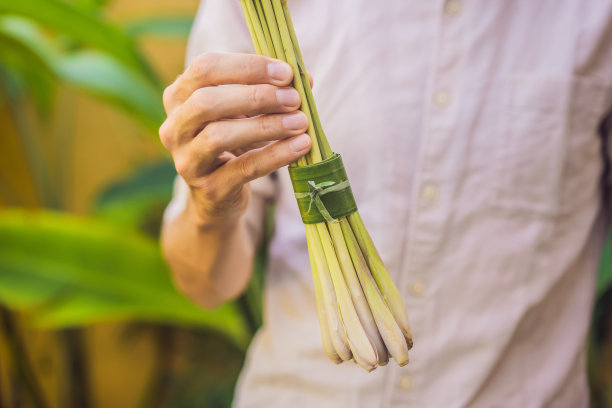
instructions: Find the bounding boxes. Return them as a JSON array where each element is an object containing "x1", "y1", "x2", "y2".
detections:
[{"x1": 289, "y1": 154, "x2": 357, "y2": 224}]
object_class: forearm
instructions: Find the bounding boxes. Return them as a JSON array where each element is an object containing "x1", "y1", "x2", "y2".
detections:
[{"x1": 161, "y1": 197, "x2": 255, "y2": 309}]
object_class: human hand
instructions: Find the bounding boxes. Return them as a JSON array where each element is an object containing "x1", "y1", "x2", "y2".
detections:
[{"x1": 159, "y1": 53, "x2": 311, "y2": 227}]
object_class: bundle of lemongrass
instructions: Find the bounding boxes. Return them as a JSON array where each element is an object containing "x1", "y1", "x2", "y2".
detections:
[{"x1": 239, "y1": 0, "x2": 413, "y2": 371}]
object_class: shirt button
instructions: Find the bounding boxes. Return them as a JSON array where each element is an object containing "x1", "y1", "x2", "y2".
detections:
[
  {"x1": 421, "y1": 184, "x2": 438, "y2": 203},
  {"x1": 445, "y1": 0, "x2": 462, "y2": 16},
  {"x1": 399, "y1": 375, "x2": 413, "y2": 391},
  {"x1": 433, "y1": 89, "x2": 451, "y2": 107},
  {"x1": 411, "y1": 281, "x2": 425, "y2": 297}
]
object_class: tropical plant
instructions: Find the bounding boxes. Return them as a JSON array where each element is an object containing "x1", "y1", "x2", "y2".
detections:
[{"x1": 0, "y1": 0, "x2": 262, "y2": 407}]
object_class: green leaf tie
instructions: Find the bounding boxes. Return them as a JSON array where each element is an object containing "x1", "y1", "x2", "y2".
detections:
[{"x1": 289, "y1": 154, "x2": 357, "y2": 224}]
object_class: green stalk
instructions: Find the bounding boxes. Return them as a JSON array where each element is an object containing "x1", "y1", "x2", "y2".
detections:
[
  {"x1": 315, "y1": 222, "x2": 378, "y2": 371},
  {"x1": 280, "y1": 0, "x2": 333, "y2": 159},
  {"x1": 305, "y1": 224, "x2": 352, "y2": 361},
  {"x1": 328, "y1": 220, "x2": 388, "y2": 366},
  {"x1": 239, "y1": 0, "x2": 263, "y2": 54},
  {"x1": 259, "y1": 0, "x2": 285, "y2": 61},
  {"x1": 348, "y1": 212, "x2": 413, "y2": 348},
  {"x1": 243, "y1": 0, "x2": 271, "y2": 56},
  {"x1": 340, "y1": 219, "x2": 409, "y2": 366},
  {"x1": 269, "y1": 0, "x2": 322, "y2": 164},
  {"x1": 257, "y1": 0, "x2": 308, "y2": 167},
  {"x1": 254, "y1": 1, "x2": 275, "y2": 57},
  {"x1": 307, "y1": 226, "x2": 342, "y2": 363}
]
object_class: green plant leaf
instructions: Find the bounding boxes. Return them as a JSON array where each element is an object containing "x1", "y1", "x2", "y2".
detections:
[
  {"x1": 0, "y1": 17, "x2": 165, "y2": 130},
  {"x1": 123, "y1": 16, "x2": 194, "y2": 38},
  {"x1": 0, "y1": 209, "x2": 250, "y2": 349},
  {"x1": 598, "y1": 238, "x2": 612, "y2": 297},
  {"x1": 55, "y1": 50, "x2": 165, "y2": 129},
  {"x1": 0, "y1": 0, "x2": 150, "y2": 76},
  {"x1": 94, "y1": 158, "x2": 175, "y2": 228}
]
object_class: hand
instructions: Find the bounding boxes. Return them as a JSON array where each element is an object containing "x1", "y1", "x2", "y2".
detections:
[{"x1": 159, "y1": 53, "x2": 312, "y2": 227}]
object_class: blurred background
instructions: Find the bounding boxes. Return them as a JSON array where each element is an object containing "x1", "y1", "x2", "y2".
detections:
[
  {"x1": 0, "y1": 0, "x2": 611, "y2": 407},
  {"x1": 0, "y1": 0, "x2": 268, "y2": 407}
]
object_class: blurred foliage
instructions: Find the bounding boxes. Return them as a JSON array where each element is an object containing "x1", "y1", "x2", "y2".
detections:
[
  {"x1": 0, "y1": 209, "x2": 250, "y2": 348},
  {"x1": 94, "y1": 159, "x2": 176, "y2": 232},
  {"x1": 0, "y1": 1, "x2": 164, "y2": 130},
  {"x1": 590, "y1": 239, "x2": 612, "y2": 408},
  {"x1": 0, "y1": 0, "x2": 258, "y2": 407}
]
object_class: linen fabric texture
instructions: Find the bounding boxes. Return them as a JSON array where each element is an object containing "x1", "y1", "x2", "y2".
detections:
[{"x1": 164, "y1": 1, "x2": 612, "y2": 407}]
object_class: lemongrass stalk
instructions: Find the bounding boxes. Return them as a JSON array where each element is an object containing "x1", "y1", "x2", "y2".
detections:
[
  {"x1": 259, "y1": 0, "x2": 286, "y2": 61},
  {"x1": 348, "y1": 212, "x2": 413, "y2": 348},
  {"x1": 243, "y1": 0, "x2": 271, "y2": 56},
  {"x1": 305, "y1": 224, "x2": 352, "y2": 361},
  {"x1": 307, "y1": 228, "x2": 342, "y2": 363},
  {"x1": 280, "y1": 0, "x2": 333, "y2": 159},
  {"x1": 340, "y1": 219, "x2": 409, "y2": 366},
  {"x1": 243, "y1": 0, "x2": 307, "y2": 167},
  {"x1": 256, "y1": 0, "x2": 308, "y2": 168},
  {"x1": 269, "y1": 0, "x2": 322, "y2": 164},
  {"x1": 254, "y1": 1, "x2": 275, "y2": 57},
  {"x1": 328, "y1": 221, "x2": 388, "y2": 366},
  {"x1": 315, "y1": 222, "x2": 378, "y2": 371},
  {"x1": 240, "y1": 0, "x2": 263, "y2": 54}
]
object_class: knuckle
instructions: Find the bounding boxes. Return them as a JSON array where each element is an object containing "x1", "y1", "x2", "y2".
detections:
[
  {"x1": 192, "y1": 53, "x2": 218, "y2": 78},
  {"x1": 248, "y1": 85, "x2": 269, "y2": 109},
  {"x1": 238, "y1": 155, "x2": 258, "y2": 181},
  {"x1": 162, "y1": 83, "x2": 176, "y2": 112},
  {"x1": 173, "y1": 151, "x2": 192, "y2": 179},
  {"x1": 158, "y1": 119, "x2": 174, "y2": 150},
  {"x1": 199, "y1": 177, "x2": 220, "y2": 203},
  {"x1": 193, "y1": 87, "x2": 216, "y2": 113},
  {"x1": 202, "y1": 124, "x2": 222, "y2": 154},
  {"x1": 257, "y1": 115, "x2": 273, "y2": 135}
]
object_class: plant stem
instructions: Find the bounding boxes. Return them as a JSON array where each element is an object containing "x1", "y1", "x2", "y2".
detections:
[
  {"x1": 254, "y1": 1, "x2": 274, "y2": 57},
  {"x1": 315, "y1": 222, "x2": 377, "y2": 370},
  {"x1": 348, "y1": 212, "x2": 413, "y2": 346},
  {"x1": 305, "y1": 224, "x2": 351, "y2": 360},
  {"x1": 62, "y1": 328, "x2": 90, "y2": 408},
  {"x1": 280, "y1": 0, "x2": 333, "y2": 159},
  {"x1": 306, "y1": 226, "x2": 341, "y2": 363},
  {"x1": 330, "y1": 220, "x2": 387, "y2": 365},
  {"x1": 240, "y1": 0, "x2": 263, "y2": 54},
  {"x1": 138, "y1": 326, "x2": 174, "y2": 408},
  {"x1": 269, "y1": 0, "x2": 322, "y2": 163},
  {"x1": 241, "y1": 0, "x2": 269, "y2": 55},
  {"x1": 0, "y1": 307, "x2": 49, "y2": 408}
]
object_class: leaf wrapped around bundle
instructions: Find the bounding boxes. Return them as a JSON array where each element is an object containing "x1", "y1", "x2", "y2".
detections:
[{"x1": 239, "y1": 0, "x2": 413, "y2": 371}]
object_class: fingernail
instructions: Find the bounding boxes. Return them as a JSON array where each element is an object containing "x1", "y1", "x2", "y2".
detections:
[
  {"x1": 276, "y1": 88, "x2": 301, "y2": 107},
  {"x1": 283, "y1": 112, "x2": 308, "y2": 130},
  {"x1": 268, "y1": 62, "x2": 292, "y2": 81},
  {"x1": 289, "y1": 134, "x2": 311, "y2": 152}
]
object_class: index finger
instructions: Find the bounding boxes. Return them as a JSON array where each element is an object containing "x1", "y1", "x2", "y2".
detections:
[{"x1": 163, "y1": 53, "x2": 294, "y2": 113}]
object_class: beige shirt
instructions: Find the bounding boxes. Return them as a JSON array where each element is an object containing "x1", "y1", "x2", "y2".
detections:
[{"x1": 167, "y1": 1, "x2": 612, "y2": 406}]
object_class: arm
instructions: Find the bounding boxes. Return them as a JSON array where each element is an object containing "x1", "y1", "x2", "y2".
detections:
[{"x1": 159, "y1": 53, "x2": 311, "y2": 308}]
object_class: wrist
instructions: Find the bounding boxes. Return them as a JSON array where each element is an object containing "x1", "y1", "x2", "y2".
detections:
[{"x1": 185, "y1": 191, "x2": 245, "y2": 233}]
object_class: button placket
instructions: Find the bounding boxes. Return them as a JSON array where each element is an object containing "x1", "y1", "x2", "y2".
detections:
[
  {"x1": 445, "y1": 0, "x2": 462, "y2": 16},
  {"x1": 433, "y1": 89, "x2": 452, "y2": 107},
  {"x1": 399, "y1": 374, "x2": 413, "y2": 391}
]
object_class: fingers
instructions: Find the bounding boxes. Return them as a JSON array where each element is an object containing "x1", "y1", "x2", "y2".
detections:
[
  {"x1": 167, "y1": 85, "x2": 302, "y2": 146},
  {"x1": 200, "y1": 111, "x2": 309, "y2": 156},
  {"x1": 172, "y1": 112, "x2": 309, "y2": 180},
  {"x1": 163, "y1": 53, "x2": 294, "y2": 113},
  {"x1": 217, "y1": 134, "x2": 312, "y2": 193}
]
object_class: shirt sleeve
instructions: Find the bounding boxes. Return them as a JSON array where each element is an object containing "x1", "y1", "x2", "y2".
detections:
[
  {"x1": 163, "y1": 0, "x2": 279, "y2": 247},
  {"x1": 185, "y1": 0, "x2": 253, "y2": 65}
]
